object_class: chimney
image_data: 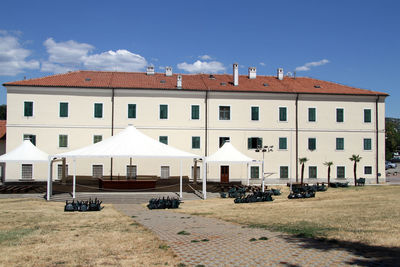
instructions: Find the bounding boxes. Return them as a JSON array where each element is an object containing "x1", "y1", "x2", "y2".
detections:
[
  {"x1": 177, "y1": 75, "x2": 182, "y2": 89},
  {"x1": 248, "y1": 67, "x2": 256, "y2": 79},
  {"x1": 165, "y1": 66, "x2": 172, "y2": 77},
  {"x1": 146, "y1": 66, "x2": 155, "y2": 75},
  {"x1": 233, "y1": 63, "x2": 239, "y2": 86},
  {"x1": 277, "y1": 68, "x2": 284, "y2": 80}
]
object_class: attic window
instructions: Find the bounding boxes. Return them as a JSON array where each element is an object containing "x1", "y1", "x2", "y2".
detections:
[
  {"x1": 85, "y1": 78, "x2": 91, "y2": 81},
  {"x1": 209, "y1": 74, "x2": 216, "y2": 80},
  {"x1": 263, "y1": 83, "x2": 269, "y2": 87},
  {"x1": 160, "y1": 80, "x2": 166, "y2": 83},
  {"x1": 220, "y1": 82, "x2": 226, "y2": 86},
  {"x1": 314, "y1": 85, "x2": 321, "y2": 88}
]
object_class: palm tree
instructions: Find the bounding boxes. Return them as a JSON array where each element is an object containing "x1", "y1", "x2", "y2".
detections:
[
  {"x1": 299, "y1": 157, "x2": 309, "y2": 185},
  {"x1": 323, "y1": 161, "x2": 333, "y2": 186},
  {"x1": 349, "y1": 154, "x2": 362, "y2": 186}
]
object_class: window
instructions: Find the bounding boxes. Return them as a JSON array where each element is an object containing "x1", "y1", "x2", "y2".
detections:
[
  {"x1": 59, "y1": 135, "x2": 68, "y2": 148},
  {"x1": 279, "y1": 107, "x2": 287, "y2": 122},
  {"x1": 159, "y1": 104, "x2": 168, "y2": 119},
  {"x1": 93, "y1": 135, "x2": 102, "y2": 144},
  {"x1": 219, "y1": 106, "x2": 230, "y2": 120},
  {"x1": 23, "y1": 134, "x2": 36, "y2": 146},
  {"x1": 364, "y1": 109, "x2": 371, "y2": 123},
  {"x1": 59, "y1": 102, "x2": 68, "y2": 118},
  {"x1": 308, "y1": 138, "x2": 316, "y2": 151},
  {"x1": 364, "y1": 166, "x2": 372, "y2": 175},
  {"x1": 94, "y1": 103, "x2": 103, "y2": 118},
  {"x1": 192, "y1": 136, "x2": 200, "y2": 149},
  {"x1": 250, "y1": 166, "x2": 259, "y2": 179},
  {"x1": 308, "y1": 108, "x2": 316, "y2": 122},
  {"x1": 127, "y1": 165, "x2": 137, "y2": 179},
  {"x1": 159, "y1": 136, "x2": 168, "y2": 145},
  {"x1": 219, "y1": 137, "x2": 230, "y2": 148},
  {"x1": 24, "y1": 101, "x2": 33, "y2": 117},
  {"x1": 247, "y1": 137, "x2": 262, "y2": 149},
  {"x1": 279, "y1": 137, "x2": 287, "y2": 150},
  {"x1": 337, "y1": 166, "x2": 345, "y2": 178},
  {"x1": 191, "y1": 105, "x2": 200, "y2": 120},
  {"x1": 251, "y1": 106, "x2": 259, "y2": 121},
  {"x1": 336, "y1": 108, "x2": 344, "y2": 122},
  {"x1": 280, "y1": 166, "x2": 289, "y2": 178},
  {"x1": 128, "y1": 104, "x2": 136, "y2": 119},
  {"x1": 57, "y1": 164, "x2": 68, "y2": 180},
  {"x1": 364, "y1": 138, "x2": 372, "y2": 150},
  {"x1": 309, "y1": 166, "x2": 317, "y2": 178},
  {"x1": 336, "y1": 138, "x2": 344, "y2": 150},
  {"x1": 161, "y1": 166, "x2": 170, "y2": 179},
  {"x1": 92, "y1": 165, "x2": 103, "y2": 178},
  {"x1": 21, "y1": 164, "x2": 33, "y2": 180}
]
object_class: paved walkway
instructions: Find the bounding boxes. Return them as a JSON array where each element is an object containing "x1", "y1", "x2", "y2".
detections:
[{"x1": 115, "y1": 204, "x2": 372, "y2": 267}]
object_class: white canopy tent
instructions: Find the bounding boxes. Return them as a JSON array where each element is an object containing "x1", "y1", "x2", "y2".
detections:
[
  {"x1": 48, "y1": 125, "x2": 205, "y2": 200},
  {"x1": 0, "y1": 140, "x2": 49, "y2": 163},
  {"x1": 206, "y1": 141, "x2": 260, "y2": 185}
]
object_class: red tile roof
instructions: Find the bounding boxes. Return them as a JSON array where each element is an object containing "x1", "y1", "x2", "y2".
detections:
[
  {"x1": 0, "y1": 120, "x2": 6, "y2": 139},
  {"x1": 3, "y1": 70, "x2": 388, "y2": 96}
]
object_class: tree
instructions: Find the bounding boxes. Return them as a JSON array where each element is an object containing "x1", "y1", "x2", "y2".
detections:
[
  {"x1": 385, "y1": 120, "x2": 400, "y2": 160},
  {"x1": 323, "y1": 161, "x2": 333, "y2": 186},
  {"x1": 0, "y1": 105, "x2": 6, "y2": 120},
  {"x1": 299, "y1": 157, "x2": 309, "y2": 185},
  {"x1": 349, "y1": 154, "x2": 362, "y2": 186}
]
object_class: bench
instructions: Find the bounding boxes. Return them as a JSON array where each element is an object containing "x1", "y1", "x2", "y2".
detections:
[{"x1": 356, "y1": 178, "x2": 366, "y2": 186}]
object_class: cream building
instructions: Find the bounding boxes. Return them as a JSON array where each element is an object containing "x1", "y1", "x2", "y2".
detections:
[{"x1": 3, "y1": 65, "x2": 387, "y2": 185}]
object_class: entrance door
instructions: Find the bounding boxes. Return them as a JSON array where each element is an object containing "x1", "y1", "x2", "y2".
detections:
[{"x1": 220, "y1": 165, "x2": 229, "y2": 183}]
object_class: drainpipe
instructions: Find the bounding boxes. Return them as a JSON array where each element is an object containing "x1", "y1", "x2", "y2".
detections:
[
  {"x1": 375, "y1": 96, "x2": 379, "y2": 183},
  {"x1": 295, "y1": 93, "x2": 299, "y2": 182},
  {"x1": 110, "y1": 87, "x2": 115, "y2": 180},
  {"x1": 205, "y1": 90, "x2": 208, "y2": 157}
]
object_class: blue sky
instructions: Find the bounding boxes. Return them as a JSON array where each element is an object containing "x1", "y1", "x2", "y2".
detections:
[{"x1": 1, "y1": 0, "x2": 399, "y2": 117}]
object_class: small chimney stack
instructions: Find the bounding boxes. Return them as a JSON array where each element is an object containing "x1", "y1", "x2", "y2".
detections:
[
  {"x1": 233, "y1": 63, "x2": 239, "y2": 86},
  {"x1": 177, "y1": 75, "x2": 182, "y2": 89},
  {"x1": 277, "y1": 68, "x2": 284, "y2": 80},
  {"x1": 248, "y1": 67, "x2": 256, "y2": 79},
  {"x1": 146, "y1": 66, "x2": 155, "y2": 75},
  {"x1": 165, "y1": 66, "x2": 172, "y2": 77}
]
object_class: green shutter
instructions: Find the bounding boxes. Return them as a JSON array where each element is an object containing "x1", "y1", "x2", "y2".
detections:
[
  {"x1": 364, "y1": 138, "x2": 371, "y2": 150},
  {"x1": 309, "y1": 166, "x2": 317, "y2": 178},
  {"x1": 24, "y1": 134, "x2": 36, "y2": 146},
  {"x1": 24, "y1": 101, "x2": 33, "y2": 117},
  {"x1": 191, "y1": 105, "x2": 199, "y2": 120},
  {"x1": 248, "y1": 138, "x2": 252, "y2": 149},
  {"x1": 279, "y1": 137, "x2": 287, "y2": 150},
  {"x1": 250, "y1": 166, "x2": 259, "y2": 179},
  {"x1": 159, "y1": 136, "x2": 168, "y2": 145},
  {"x1": 160, "y1": 105, "x2": 168, "y2": 119},
  {"x1": 336, "y1": 138, "x2": 344, "y2": 150},
  {"x1": 336, "y1": 108, "x2": 344, "y2": 122},
  {"x1": 94, "y1": 103, "x2": 103, "y2": 118},
  {"x1": 308, "y1": 108, "x2": 316, "y2": 122},
  {"x1": 59, "y1": 135, "x2": 68, "y2": 147},
  {"x1": 128, "y1": 104, "x2": 136, "y2": 118},
  {"x1": 308, "y1": 138, "x2": 316, "y2": 150},
  {"x1": 59, "y1": 102, "x2": 68, "y2": 117},
  {"x1": 192, "y1": 136, "x2": 200, "y2": 149},
  {"x1": 337, "y1": 166, "x2": 345, "y2": 178},
  {"x1": 280, "y1": 166, "x2": 288, "y2": 178},
  {"x1": 93, "y1": 135, "x2": 102, "y2": 143},
  {"x1": 279, "y1": 107, "x2": 287, "y2": 121},
  {"x1": 257, "y1": 138, "x2": 263, "y2": 148},
  {"x1": 364, "y1": 109, "x2": 371, "y2": 123},
  {"x1": 251, "y1": 107, "x2": 259, "y2": 121}
]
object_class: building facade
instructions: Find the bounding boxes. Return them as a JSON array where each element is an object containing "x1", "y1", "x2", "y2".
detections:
[{"x1": 3, "y1": 66, "x2": 387, "y2": 184}]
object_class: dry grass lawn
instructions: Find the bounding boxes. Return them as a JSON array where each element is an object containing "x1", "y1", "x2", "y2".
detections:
[
  {"x1": 176, "y1": 185, "x2": 400, "y2": 248},
  {"x1": 0, "y1": 199, "x2": 180, "y2": 266}
]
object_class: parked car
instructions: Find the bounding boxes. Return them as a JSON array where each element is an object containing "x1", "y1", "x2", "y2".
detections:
[
  {"x1": 386, "y1": 161, "x2": 397, "y2": 169},
  {"x1": 391, "y1": 157, "x2": 400, "y2": 163}
]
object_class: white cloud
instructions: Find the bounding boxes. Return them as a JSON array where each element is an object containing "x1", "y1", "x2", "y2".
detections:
[
  {"x1": 0, "y1": 31, "x2": 39, "y2": 76},
  {"x1": 177, "y1": 60, "x2": 225, "y2": 73},
  {"x1": 295, "y1": 59, "x2": 330, "y2": 72},
  {"x1": 259, "y1": 62, "x2": 266, "y2": 66},
  {"x1": 198, "y1": 55, "x2": 212, "y2": 60},
  {"x1": 41, "y1": 38, "x2": 147, "y2": 73}
]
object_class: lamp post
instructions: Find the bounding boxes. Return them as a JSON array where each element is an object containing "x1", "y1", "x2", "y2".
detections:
[{"x1": 255, "y1": 145, "x2": 273, "y2": 192}]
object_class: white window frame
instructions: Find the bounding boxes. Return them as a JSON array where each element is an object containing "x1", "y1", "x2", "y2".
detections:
[
  {"x1": 250, "y1": 166, "x2": 260, "y2": 179},
  {"x1": 336, "y1": 166, "x2": 346, "y2": 179},
  {"x1": 364, "y1": 166, "x2": 372, "y2": 175},
  {"x1": 58, "y1": 134, "x2": 68, "y2": 148},
  {"x1": 57, "y1": 164, "x2": 69, "y2": 180},
  {"x1": 250, "y1": 106, "x2": 260, "y2": 121},
  {"x1": 190, "y1": 104, "x2": 201, "y2": 120},
  {"x1": 160, "y1": 166, "x2": 170, "y2": 179},
  {"x1": 335, "y1": 137, "x2": 345, "y2": 151},
  {"x1": 278, "y1": 137, "x2": 288, "y2": 151},
  {"x1": 309, "y1": 166, "x2": 317, "y2": 179},
  {"x1": 59, "y1": 101, "x2": 69, "y2": 118},
  {"x1": 159, "y1": 104, "x2": 169, "y2": 120},
  {"x1": 363, "y1": 108, "x2": 372, "y2": 124},
  {"x1": 363, "y1": 138, "x2": 372, "y2": 151},
  {"x1": 21, "y1": 164, "x2": 34, "y2": 180},
  {"x1": 218, "y1": 105, "x2": 231, "y2": 121},
  {"x1": 192, "y1": 136, "x2": 201, "y2": 150},
  {"x1": 308, "y1": 107, "x2": 317, "y2": 122},
  {"x1": 308, "y1": 137, "x2": 317, "y2": 151},
  {"x1": 127, "y1": 103, "x2": 137, "y2": 119},
  {"x1": 336, "y1": 107, "x2": 345, "y2": 123},
  {"x1": 92, "y1": 164, "x2": 104, "y2": 179},
  {"x1": 23, "y1": 100, "x2": 35, "y2": 118},
  {"x1": 93, "y1": 102, "x2": 104, "y2": 119},
  {"x1": 278, "y1": 106, "x2": 288, "y2": 122}
]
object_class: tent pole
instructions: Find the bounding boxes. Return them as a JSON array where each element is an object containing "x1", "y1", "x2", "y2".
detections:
[
  {"x1": 46, "y1": 159, "x2": 52, "y2": 201},
  {"x1": 203, "y1": 158, "x2": 207, "y2": 200},
  {"x1": 179, "y1": 160, "x2": 183, "y2": 199},
  {"x1": 247, "y1": 163, "x2": 250, "y2": 186},
  {"x1": 73, "y1": 158, "x2": 76, "y2": 199}
]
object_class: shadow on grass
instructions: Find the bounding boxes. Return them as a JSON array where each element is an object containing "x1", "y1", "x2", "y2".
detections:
[{"x1": 281, "y1": 235, "x2": 400, "y2": 266}]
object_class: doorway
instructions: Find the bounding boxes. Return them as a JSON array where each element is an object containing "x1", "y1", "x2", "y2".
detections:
[{"x1": 220, "y1": 165, "x2": 229, "y2": 183}]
